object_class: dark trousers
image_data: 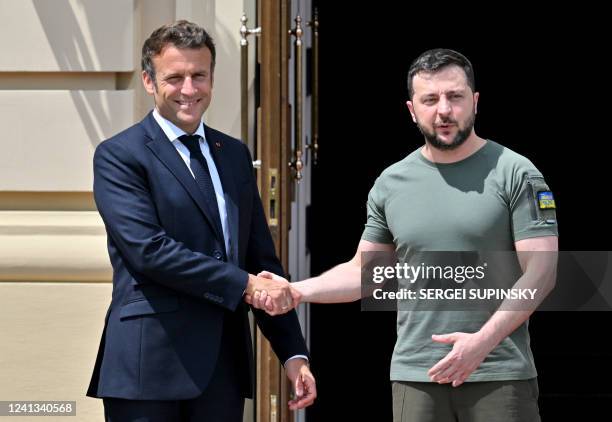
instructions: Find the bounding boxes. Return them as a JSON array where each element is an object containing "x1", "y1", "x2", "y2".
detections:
[
  {"x1": 104, "y1": 314, "x2": 246, "y2": 422},
  {"x1": 392, "y1": 379, "x2": 541, "y2": 422}
]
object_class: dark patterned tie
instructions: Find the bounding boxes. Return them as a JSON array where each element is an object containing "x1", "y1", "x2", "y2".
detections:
[{"x1": 179, "y1": 134, "x2": 225, "y2": 247}]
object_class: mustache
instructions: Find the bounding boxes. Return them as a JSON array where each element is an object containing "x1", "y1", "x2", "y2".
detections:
[{"x1": 435, "y1": 119, "x2": 458, "y2": 127}]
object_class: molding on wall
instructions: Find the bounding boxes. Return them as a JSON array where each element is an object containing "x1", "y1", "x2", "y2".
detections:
[{"x1": 0, "y1": 211, "x2": 111, "y2": 282}]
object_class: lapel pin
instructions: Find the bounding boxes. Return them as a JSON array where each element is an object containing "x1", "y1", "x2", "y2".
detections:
[{"x1": 215, "y1": 142, "x2": 221, "y2": 148}]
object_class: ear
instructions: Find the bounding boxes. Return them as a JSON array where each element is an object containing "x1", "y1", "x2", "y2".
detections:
[
  {"x1": 142, "y1": 70, "x2": 155, "y2": 95},
  {"x1": 473, "y1": 92, "x2": 479, "y2": 114},
  {"x1": 406, "y1": 100, "x2": 417, "y2": 123}
]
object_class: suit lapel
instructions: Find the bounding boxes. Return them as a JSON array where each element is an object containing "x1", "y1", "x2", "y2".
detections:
[
  {"x1": 142, "y1": 113, "x2": 225, "y2": 243},
  {"x1": 204, "y1": 125, "x2": 241, "y2": 265}
]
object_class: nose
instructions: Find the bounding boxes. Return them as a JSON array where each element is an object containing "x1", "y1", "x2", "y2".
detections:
[
  {"x1": 181, "y1": 77, "x2": 196, "y2": 96},
  {"x1": 437, "y1": 96, "x2": 451, "y2": 115}
]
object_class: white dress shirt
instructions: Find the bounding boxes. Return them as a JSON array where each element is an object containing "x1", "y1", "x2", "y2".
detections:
[{"x1": 152, "y1": 109, "x2": 230, "y2": 255}]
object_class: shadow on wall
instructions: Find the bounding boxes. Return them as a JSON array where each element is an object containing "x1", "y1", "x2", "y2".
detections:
[{"x1": 32, "y1": 0, "x2": 133, "y2": 146}]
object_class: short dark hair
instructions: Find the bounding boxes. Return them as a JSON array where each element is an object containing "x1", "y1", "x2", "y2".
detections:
[
  {"x1": 407, "y1": 48, "x2": 475, "y2": 99},
  {"x1": 141, "y1": 20, "x2": 216, "y2": 84}
]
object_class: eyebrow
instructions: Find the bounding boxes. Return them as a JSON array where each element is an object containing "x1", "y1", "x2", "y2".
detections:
[
  {"x1": 420, "y1": 89, "x2": 467, "y2": 99},
  {"x1": 163, "y1": 69, "x2": 209, "y2": 78},
  {"x1": 162, "y1": 73, "x2": 183, "y2": 79}
]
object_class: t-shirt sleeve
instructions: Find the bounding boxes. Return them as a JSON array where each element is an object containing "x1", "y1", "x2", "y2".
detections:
[
  {"x1": 361, "y1": 177, "x2": 394, "y2": 244},
  {"x1": 509, "y1": 159, "x2": 559, "y2": 242}
]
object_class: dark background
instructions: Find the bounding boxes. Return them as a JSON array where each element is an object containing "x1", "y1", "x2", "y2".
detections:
[{"x1": 306, "y1": 3, "x2": 611, "y2": 421}]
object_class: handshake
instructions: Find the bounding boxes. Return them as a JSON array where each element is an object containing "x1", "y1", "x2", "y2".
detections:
[{"x1": 244, "y1": 271, "x2": 301, "y2": 315}]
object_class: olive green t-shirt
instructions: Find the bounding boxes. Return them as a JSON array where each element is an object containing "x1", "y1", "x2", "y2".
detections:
[{"x1": 361, "y1": 140, "x2": 558, "y2": 382}]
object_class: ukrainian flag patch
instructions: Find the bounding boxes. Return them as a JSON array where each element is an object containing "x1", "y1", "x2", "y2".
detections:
[{"x1": 537, "y1": 191, "x2": 556, "y2": 210}]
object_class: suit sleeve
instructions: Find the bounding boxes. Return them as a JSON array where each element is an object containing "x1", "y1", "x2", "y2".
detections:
[
  {"x1": 240, "y1": 143, "x2": 310, "y2": 362},
  {"x1": 93, "y1": 139, "x2": 248, "y2": 311}
]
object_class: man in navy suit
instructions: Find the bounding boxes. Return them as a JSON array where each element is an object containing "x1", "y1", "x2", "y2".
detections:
[{"x1": 87, "y1": 20, "x2": 316, "y2": 421}]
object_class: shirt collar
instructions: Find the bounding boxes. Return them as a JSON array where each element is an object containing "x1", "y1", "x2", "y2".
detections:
[{"x1": 152, "y1": 108, "x2": 206, "y2": 143}]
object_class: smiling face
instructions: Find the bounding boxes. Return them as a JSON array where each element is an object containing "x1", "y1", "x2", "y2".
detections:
[
  {"x1": 406, "y1": 65, "x2": 479, "y2": 150},
  {"x1": 142, "y1": 45, "x2": 213, "y2": 134}
]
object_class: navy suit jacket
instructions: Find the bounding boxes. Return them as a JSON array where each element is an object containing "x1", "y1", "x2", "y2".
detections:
[{"x1": 87, "y1": 112, "x2": 308, "y2": 400}]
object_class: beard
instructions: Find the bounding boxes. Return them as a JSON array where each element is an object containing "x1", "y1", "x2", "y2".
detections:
[{"x1": 416, "y1": 111, "x2": 476, "y2": 151}]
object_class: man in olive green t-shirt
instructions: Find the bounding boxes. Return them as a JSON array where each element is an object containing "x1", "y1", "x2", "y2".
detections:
[{"x1": 247, "y1": 48, "x2": 558, "y2": 422}]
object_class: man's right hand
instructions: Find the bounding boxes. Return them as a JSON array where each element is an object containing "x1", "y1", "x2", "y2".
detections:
[{"x1": 244, "y1": 273, "x2": 301, "y2": 315}]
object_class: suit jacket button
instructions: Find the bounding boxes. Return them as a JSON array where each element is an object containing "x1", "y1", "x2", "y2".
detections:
[{"x1": 213, "y1": 250, "x2": 223, "y2": 260}]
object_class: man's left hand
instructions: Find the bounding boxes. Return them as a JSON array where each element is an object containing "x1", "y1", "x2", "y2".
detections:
[
  {"x1": 427, "y1": 331, "x2": 496, "y2": 387},
  {"x1": 284, "y1": 358, "x2": 317, "y2": 410}
]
